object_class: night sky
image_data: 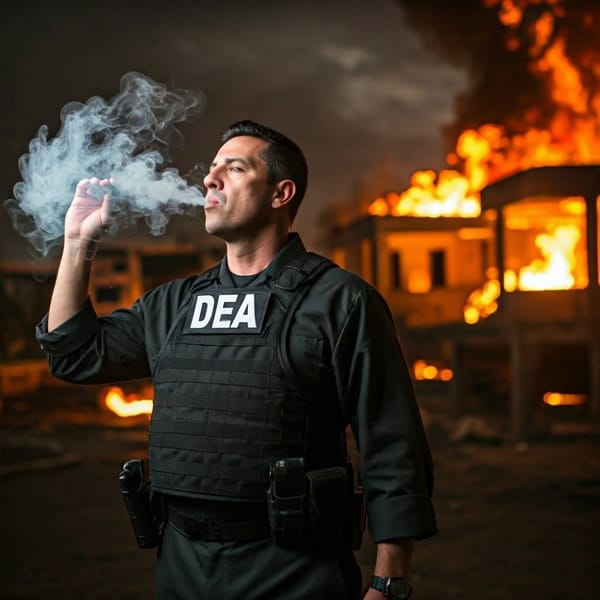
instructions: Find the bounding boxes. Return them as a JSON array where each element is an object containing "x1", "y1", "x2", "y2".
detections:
[{"x1": 2, "y1": 0, "x2": 467, "y2": 261}]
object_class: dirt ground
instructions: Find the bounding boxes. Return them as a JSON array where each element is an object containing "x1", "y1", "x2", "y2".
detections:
[{"x1": 1, "y1": 388, "x2": 599, "y2": 599}]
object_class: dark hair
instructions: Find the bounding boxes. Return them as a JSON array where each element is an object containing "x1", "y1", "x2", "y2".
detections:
[{"x1": 221, "y1": 120, "x2": 308, "y2": 222}]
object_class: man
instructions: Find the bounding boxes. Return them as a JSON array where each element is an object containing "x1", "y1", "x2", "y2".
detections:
[{"x1": 37, "y1": 120, "x2": 437, "y2": 599}]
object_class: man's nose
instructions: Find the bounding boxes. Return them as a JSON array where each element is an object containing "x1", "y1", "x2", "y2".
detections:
[{"x1": 203, "y1": 168, "x2": 222, "y2": 190}]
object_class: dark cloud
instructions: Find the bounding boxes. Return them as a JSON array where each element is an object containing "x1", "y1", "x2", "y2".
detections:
[
  {"x1": 2, "y1": 0, "x2": 466, "y2": 260},
  {"x1": 396, "y1": 0, "x2": 600, "y2": 144}
]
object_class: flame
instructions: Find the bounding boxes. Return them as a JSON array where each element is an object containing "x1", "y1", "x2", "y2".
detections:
[
  {"x1": 368, "y1": 0, "x2": 600, "y2": 220},
  {"x1": 104, "y1": 386, "x2": 153, "y2": 417},
  {"x1": 518, "y1": 224, "x2": 580, "y2": 290},
  {"x1": 367, "y1": 169, "x2": 481, "y2": 218},
  {"x1": 464, "y1": 223, "x2": 583, "y2": 322},
  {"x1": 464, "y1": 278, "x2": 501, "y2": 324},
  {"x1": 483, "y1": 0, "x2": 566, "y2": 51},
  {"x1": 413, "y1": 359, "x2": 453, "y2": 381},
  {"x1": 366, "y1": 0, "x2": 598, "y2": 311},
  {"x1": 543, "y1": 392, "x2": 587, "y2": 406}
]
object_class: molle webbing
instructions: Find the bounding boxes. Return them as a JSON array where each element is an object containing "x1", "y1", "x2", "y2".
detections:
[{"x1": 149, "y1": 253, "x2": 339, "y2": 500}]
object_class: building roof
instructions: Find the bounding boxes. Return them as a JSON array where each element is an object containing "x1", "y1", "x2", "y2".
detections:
[{"x1": 481, "y1": 165, "x2": 600, "y2": 210}]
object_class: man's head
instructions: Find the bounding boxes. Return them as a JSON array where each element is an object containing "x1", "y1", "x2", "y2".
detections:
[{"x1": 219, "y1": 120, "x2": 307, "y2": 223}]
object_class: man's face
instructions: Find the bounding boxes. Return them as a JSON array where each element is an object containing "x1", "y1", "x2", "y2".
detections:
[{"x1": 202, "y1": 136, "x2": 277, "y2": 240}]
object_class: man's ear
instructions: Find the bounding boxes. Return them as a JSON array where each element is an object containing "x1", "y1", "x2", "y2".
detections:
[{"x1": 271, "y1": 180, "x2": 296, "y2": 209}]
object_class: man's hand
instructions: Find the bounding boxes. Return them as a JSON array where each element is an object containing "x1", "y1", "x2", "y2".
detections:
[{"x1": 65, "y1": 177, "x2": 113, "y2": 242}]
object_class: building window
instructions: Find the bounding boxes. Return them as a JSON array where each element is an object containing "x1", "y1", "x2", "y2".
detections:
[
  {"x1": 390, "y1": 251, "x2": 402, "y2": 290},
  {"x1": 113, "y1": 259, "x2": 128, "y2": 273},
  {"x1": 430, "y1": 250, "x2": 446, "y2": 288},
  {"x1": 95, "y1": 286, "x2": 122, "y2": 303}
]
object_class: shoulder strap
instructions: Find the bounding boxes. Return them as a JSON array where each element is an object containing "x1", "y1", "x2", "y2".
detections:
[
  {"x1": 274, "y1": 252, "x2": 337, "y2": 392},
  {"x1": 272, "y1": 252, "x2": 336, "y2": 293},
  {"x1": 274, "y1": 254, "x2": 350, "y2": 465},
  {"x1": 171, "y1": 262, "x2": 221, "y2": 324},
  {"x1": 195, "y1": 262, "x2": 221, "y2": 286}
]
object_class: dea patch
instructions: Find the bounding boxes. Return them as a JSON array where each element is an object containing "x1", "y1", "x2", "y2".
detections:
[{"x1": 183, "y1": 290, "x2": 271, "y2": 334}]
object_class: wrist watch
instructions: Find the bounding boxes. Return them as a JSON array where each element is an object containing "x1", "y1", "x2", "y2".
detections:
[{"x1": 370, "y1": 575, "x2": 412, "y2": 599}]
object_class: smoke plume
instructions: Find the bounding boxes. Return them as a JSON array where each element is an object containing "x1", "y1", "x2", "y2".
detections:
[
  {"x1": 395, "y1": 0, "x2": 600, "y2": 149},
  {"x1": 4, "y1": 72, "x2": 206, "y2": 256}
]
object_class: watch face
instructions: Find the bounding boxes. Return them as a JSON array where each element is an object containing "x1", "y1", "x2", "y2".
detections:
[{"x1": 388, "y1": 578, "x2": 412, "y2": 598}]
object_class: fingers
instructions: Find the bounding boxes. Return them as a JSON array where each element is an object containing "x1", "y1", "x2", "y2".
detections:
[
  {"x1": 75, "y1": 177, "x2": 113, "y2": 196},
  {"x1": 100, "y1": 178, "x2": 114, "y2": 228},
  {"x1": 100, "y1": 193, "x2": 113, "y2": 229},
  {"x1": 75, "y1": 179, "x2": 91, "y2": 197}
]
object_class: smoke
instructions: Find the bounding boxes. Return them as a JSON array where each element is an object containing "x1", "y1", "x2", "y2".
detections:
[
  {"x1": 4, "y1": 72, "x2": 206, "y2": 256},
  {"x1": 395, "y1": 0, "x2": 600, "y2": 148}
]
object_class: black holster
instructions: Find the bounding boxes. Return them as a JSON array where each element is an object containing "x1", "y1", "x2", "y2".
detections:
[
  {"x1": 267, "y1": 458, "x2": 306, "y2": 548},
  {"x1": 119, "y1": 459, "x2": 160, "y2": 549}
]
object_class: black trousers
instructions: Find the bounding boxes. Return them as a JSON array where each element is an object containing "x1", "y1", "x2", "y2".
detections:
[{"x1": 156, "y1": 522, "x2": 362, "y2": 600}]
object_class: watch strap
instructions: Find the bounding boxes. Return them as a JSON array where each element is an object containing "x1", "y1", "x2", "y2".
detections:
[{"x1": 370, "y1": 575, "x2": 412, "y2": 599}]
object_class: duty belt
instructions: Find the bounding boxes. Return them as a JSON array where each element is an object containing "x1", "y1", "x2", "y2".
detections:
[{"x1": 166, "y1": 503, "x2": 270, "y2": 542}]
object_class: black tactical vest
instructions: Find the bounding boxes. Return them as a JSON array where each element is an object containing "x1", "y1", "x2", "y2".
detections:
[{"x1": 149, "y1": 253, "x2": 345, "y2": 500}]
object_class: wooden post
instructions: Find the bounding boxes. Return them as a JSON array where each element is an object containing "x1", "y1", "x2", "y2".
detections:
[
  {"x1": 510, "y1": 324, "x2": 533, "y2": 441},
  {"x1": 585, "y1": 194, "x2": 600, "y2": 422}
]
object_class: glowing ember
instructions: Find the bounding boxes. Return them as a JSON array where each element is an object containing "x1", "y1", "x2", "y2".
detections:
[
  {"x1": 413, "y1": 360, "x2": 453, "y2": 382},
  {"x1": 464, "y1": 279, "x2": 501, "y2": 324},
  {"x1": 543, "y1": 392, "x2": 587, "y2": 406},
  {"x1": 104, "y1": 386, "x2": 153, "y2": 417}
]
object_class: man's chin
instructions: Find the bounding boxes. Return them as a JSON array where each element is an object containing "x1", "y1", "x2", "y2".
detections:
[
  {"x1": 204, "y1": 219, "x2": 221, "y2": 236},
  {"x1": 205, "y1": 222, "x2": 232, "y2": 240}
]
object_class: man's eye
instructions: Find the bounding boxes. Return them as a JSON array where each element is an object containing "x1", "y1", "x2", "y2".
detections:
[{"x1": 229, "y1": 166, "x2": 243, "y2": 173}]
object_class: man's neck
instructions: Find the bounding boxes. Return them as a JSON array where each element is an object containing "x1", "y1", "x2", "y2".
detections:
[{"x1": 225, "y1": 230, "x2": 289, "y2": 275}]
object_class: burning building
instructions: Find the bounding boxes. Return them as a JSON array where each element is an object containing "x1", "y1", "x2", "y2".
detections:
[
  {"x1": 329, "y1": 168, "x2": 599, "y2": 440},
  {"x1": 475, "y1": 164, "x2": 600, "y2": 438},
  {"x1": 328, "y1": 0, "x2": 600, "y2": 439}
]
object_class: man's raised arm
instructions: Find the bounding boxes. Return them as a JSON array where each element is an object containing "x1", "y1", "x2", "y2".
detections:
[{"x1": 48, "y1": 177, "x2": 112, "y2": 331}]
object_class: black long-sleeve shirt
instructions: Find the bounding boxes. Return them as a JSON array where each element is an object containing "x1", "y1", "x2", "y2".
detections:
[{"x1": 36, "y1": 233, "x2": 437, "y2": 542}]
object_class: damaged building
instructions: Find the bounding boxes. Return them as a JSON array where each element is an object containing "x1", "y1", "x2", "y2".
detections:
[{"x1": 328, "y1": 165, "x2": 600, "y2": 441}]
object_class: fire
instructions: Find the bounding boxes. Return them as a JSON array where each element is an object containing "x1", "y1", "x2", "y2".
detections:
[
  {"x1": 368, "y1": 169, "x2": 481, "y2": 218},
  {"x1": 368, "y1": 0, "x2": 600, "y2": 211},
  {"x1": 543, "y1": 392, "x2": 587, "y2": 406},
  {"x1": 517, "y1": 224, "x2": 580, "y2": 290},
  {"x1": 367, "y1": 0, "x2": 599, "y2": 314},
  {"x1": 464, "y1": 278, "x2": 501, "y2": 325},
  {"x1": 464, "y1": 222, "x2": 583, "y2": 322},
  {"x1": 413, "y1": 359, "x2": 453, "y2": 382},
  {"x1": 104, "y1": 386, "x2": 153, "y2": 417}
]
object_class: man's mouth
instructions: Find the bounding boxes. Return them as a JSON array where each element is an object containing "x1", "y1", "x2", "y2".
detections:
[{"x1": 205, "y1": 193, "x2": 224, "y2": 208}]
